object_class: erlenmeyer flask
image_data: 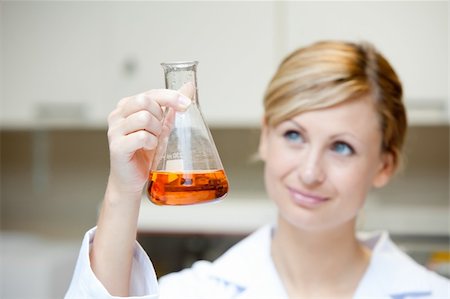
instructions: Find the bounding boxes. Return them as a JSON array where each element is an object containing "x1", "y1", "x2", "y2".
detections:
[{"x1": 147, "y1": 61, "x2": 229, "y2": 205}]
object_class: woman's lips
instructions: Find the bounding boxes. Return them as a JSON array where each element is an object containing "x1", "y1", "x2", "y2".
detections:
[{"x1": 288, "y1": 187, "x2": 329, "y2": 208}]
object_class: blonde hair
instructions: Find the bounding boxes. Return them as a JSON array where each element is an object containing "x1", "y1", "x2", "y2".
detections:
[{"x1": 264, "y1": 40, "x2": 407, "y2": 167}]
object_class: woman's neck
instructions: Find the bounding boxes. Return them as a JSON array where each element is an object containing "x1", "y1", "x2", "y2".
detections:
[{"x1": 271, "y1": 217, "x2": 371, "y2": 299}]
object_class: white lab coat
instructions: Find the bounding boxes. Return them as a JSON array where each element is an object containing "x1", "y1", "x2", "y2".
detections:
[{"x1": 65, "y1": 225, "x2": 449, "y2": 299}]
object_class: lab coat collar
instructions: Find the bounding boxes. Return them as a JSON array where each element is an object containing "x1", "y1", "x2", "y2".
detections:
[
  {"x1": 355, "y1": 231, "x2": 438, "y2": 298},
  {"x1": 208, "y1": 224, "x2": 288, "y2": 298},
  {"x1": 207, "y1": 226, "x2": 442, "y2": 299}
]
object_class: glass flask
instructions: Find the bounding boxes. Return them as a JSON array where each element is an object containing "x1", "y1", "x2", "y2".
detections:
[{"x1": 147, "y1": 61, "x2": 229, "y2": 205}]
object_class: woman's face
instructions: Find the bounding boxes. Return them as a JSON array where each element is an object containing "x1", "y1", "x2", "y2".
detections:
[{"x1": 259, "y1": 96, "x2": 395, "y2": 232}]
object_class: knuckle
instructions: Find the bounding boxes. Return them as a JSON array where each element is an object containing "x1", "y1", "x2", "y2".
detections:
[
  {"x1": 135, "y1": 94, "x2": 148, "y2": 109},
  {"x1": 117, "y1": 96, "x2": 129, "y2": 108},
  {"x1": 107, "y1": 127, "x2": 115, "y2": 140},
  {"x1": 137, "y1": 112, "x2": 161, "y2": 135},
  {"x1": 108, "y1": 139, "x2": 121, "y2": 156},
  {"x1": 107, "y1": 110, "x2": 116, "y2": 124},
  {"x1": 156, "y1": 109, "x2": 164, "y2": 121},
  {"x1": 138, "y1": 110, "x2": 152, "y2": 125},
  {"x1": 107, "y1": 120, "x2": 121, "y2": 140},
  {"x1": 138, "y1": 130, "x2": 148, "y2": 140},
  {"x1": 108, "y1": 107, "x2": 123, "y2": 123},
  {"x1": 146, "y1": 134, "x2": 158, "y2": 149}
]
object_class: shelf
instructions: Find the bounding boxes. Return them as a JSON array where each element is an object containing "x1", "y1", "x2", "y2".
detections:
[
  {"x1": 138, "y1": 195, "x2": 449, "y2": 236},
  {"x1": 138, "y1": 196, "x2": 276, "y2": 235},
  {"x1": 406, "y1": 106, "x2": 449, "y2": 126},
  {"x1": 1, "y1": 110, "x2": 449, "y2": 131},
  {"x1": 0, "y1": 119, "x2": 107, "y2": 131},
  {"x1": 360, "y1": 201, "x2": 450, "y2": 236}
]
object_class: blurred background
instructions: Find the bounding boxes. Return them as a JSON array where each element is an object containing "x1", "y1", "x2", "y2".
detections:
[{"x1": 0, "y1": 1, "x2": 448, "y2": 298}]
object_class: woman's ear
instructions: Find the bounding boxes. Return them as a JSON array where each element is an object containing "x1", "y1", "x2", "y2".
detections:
[
  {"x1": 372, "y1": 152, "x2": 396, "y2": 188},
  {"x1": 258, "y1": 118, "x2": 269, "y2": 161}
]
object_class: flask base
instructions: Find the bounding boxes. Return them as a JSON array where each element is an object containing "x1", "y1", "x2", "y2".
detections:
[{"x1": 147, "y1": 170, "x2": 228, "y2": 206}]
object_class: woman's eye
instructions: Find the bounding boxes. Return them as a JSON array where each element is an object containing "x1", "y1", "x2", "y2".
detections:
[
  {"x1": 283, "y1": 130, "x2": 303, "y2": 143},
  {"x1": 332, "y1": 142, "x2": 354, "y2": 156}
]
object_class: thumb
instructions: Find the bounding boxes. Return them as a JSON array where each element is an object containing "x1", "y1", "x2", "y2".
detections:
[
  {"x1": 142, "y1": 82, "x2": 194, "y2": 112},
  {"x1": 178, "y1": 82, "x2": 196, "y2": 103}
]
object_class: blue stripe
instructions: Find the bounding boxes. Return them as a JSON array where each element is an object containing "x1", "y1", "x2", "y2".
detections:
[{"x1": 390, "y1": 291, "x2": 432, "y2": 299}]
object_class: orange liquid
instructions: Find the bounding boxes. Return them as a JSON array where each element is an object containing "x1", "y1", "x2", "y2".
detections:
[{"x1": 147, "y1": 170, "x2": 228, "y2": 205}]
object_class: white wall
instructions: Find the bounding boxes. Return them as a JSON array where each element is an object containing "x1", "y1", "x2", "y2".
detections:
[
  {"x1": 1, "y1": 1, "x2": 448, "y2": 127},
  {"x1": 1, "y1": 1, "x2": 276, "y2": 127}
]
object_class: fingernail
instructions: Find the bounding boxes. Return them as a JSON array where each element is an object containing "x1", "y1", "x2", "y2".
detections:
[{"x1": 178, "y1": 95, "x2": 191, "y2": 108}]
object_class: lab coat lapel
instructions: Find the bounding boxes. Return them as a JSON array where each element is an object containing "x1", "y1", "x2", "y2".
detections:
[
  {"x1": 354, "y1": 231, "x2": 436, "y2": 299},
  {"x1": 235, "y1": 266, "x2": 287, "y2": 299},
  {"x1": 209, "y1": 224, "x2": 289, "y2": 299},
  {"x1": 233, "y1": 234, "x2": 287, "y2": 299},
  {"x1": 209, "y1": 228, "x2": 443, "y2": 299}
]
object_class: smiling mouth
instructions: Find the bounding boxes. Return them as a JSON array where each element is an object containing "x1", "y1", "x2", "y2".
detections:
[{"x1": 287, "y1": 187, "x2": 329, "y2": 208}]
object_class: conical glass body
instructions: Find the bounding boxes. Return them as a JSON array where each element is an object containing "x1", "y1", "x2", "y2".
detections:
[{"x1": 147, "y1": 61, "x2": 229, "y2": 205}]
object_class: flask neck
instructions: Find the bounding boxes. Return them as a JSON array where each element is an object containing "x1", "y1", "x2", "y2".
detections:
[{"x1": 161, "y1": 61, "x2": 199, "y2": 104}]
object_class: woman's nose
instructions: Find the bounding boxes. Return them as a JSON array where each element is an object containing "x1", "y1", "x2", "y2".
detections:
[{"x1": 298, "y1": 149, "x2": 326, "y2": 186}]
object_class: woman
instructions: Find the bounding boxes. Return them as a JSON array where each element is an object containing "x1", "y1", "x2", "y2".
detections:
[{"x1": 66, "y1": 41, "x2": 449, "y2": 298}]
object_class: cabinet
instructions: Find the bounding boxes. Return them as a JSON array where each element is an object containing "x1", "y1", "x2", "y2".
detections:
[
  {"x1": 279, "y1": 1, "x2": 448, "y2": 125},
  {"x1": 0, "y1": 1, "x2": 276, "y2": 128},
  {"x1": 103, "y1": 2, "x2": 276, "y2": 127},
  {"x1": 1, "y1": 2, "x2": 110, "y2": 128},
  {"x1": 1, "y1": 1, "x2": 447, "y2": 128}
]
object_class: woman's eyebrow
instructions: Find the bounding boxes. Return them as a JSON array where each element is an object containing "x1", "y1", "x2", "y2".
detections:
[
  {"x1": 287, "y1": 119, "x2": 363, "y2": 147},
  {"x1": 330, "y1": 132, "x2": 362, "y2": 144},
  {"x1": 288, "y1": 119, "x2": 304, "y2": 130}
]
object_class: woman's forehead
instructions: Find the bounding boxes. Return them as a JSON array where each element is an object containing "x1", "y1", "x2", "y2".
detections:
[{"x1": 279, "y1": 97, "x2": 382, "y2": 136}]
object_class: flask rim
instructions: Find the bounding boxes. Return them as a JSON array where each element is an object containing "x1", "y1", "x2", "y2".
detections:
[{"x1": 161, "y1": 61, "x2": 199, "y2": 69}]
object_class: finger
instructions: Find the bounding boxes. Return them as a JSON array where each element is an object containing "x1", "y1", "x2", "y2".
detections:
[
  {"x1": 122, "y1": 110, "x2": 162, "y2": 137},
  {"x1": 118, "y1": 93, "x2": 165, "y2": 121},
  {"x1": 109, "y1": 130, "x2": 158, "y2": 160},
  {"x1": 178, "y1": 82, "x2": 196, "y2": 100},
  {"x1": 107, "y1": 105, "x2": 124, "y2": 126},
  {"x1": 121, "y1": 88, "x2": 191, "y2": 119},
  {"x1": 147, "y1": 82, "x2": 194, "y2": 109},
  {"x1": 162, "y1": 108, "x2": 176, "y2": 133}
]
